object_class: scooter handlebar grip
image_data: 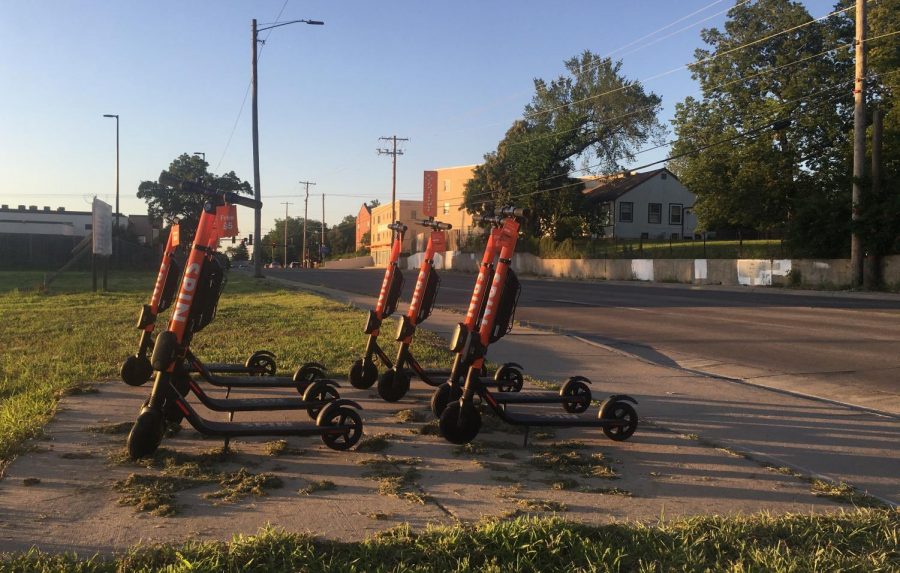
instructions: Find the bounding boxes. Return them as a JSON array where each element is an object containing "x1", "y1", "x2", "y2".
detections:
[
  {"x1": 224, "y1": 191, "x2": 263, "y2": 210},
  {"x1": 497, "y1": 206, "x2": 529, "y2": 219},
  {"x1": 387, "y1": 222, "x2": 408, "y2": 233},
  {"x1": 472, "y1": 214, "x2": 503, "y2": 225},
  {"x1": 418, "y1": 219, "x2": 452, "y2": 230}
]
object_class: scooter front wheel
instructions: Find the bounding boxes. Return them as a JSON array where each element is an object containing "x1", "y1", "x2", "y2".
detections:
[
  {"x1": 126, "y1": 407, "x2": 166, "y2": 459},
  {"x1": 349, "y1": 359, "x2": 378, "y2": 389},
  {"x1": 600, "y1": 401, "x2": 638, "y2": 441},
  {"x1": 430, "y1": 382, "x2": 461, "y2": 418},
  {"x1": 121, "y1": 355, "x2": 153, "y2": 387},
  {"x1": 320, "y1": 406, "x2": 364, "y2": 451},
  {"x1": 377, "y1": 369, "x2": 410, "y2": 402},
  {"x1": 439, "y1": 401, "x2": 481, "y2": 445}
]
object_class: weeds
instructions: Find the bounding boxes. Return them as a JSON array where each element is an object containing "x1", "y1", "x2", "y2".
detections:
[{"x1": 299, "y1": 480, "x2": 336, "y2": 496}]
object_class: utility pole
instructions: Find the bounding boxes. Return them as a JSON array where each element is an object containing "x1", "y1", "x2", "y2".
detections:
[
  {"x1": 377, "y1": 135, "x2": 409, "y2": 223},
  {"x1": 299, "y1": 180, "x2": 316, "y2": 267},
  {"x1": 251, "y1": 18, "x2": 263, "y2": 278},
  {"x1": 249, "y1": 17, "x2": 323, "y2": 278},
  {"x1": 321, "y1": 193, "x2": 325, "y2": 263},
  {"x1": 850, "y1": 0, "x2": 867, "y2": 287},
  {"x1": 281, "y1": 202, "x2": 293, "y2": 268}
]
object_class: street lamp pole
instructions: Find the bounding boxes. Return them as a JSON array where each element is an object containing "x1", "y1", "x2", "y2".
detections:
[
  {"x1": 193, "y1": 152, "x2": 206, "y2": 162},
  {"x1": 250, "y1": 17, "x2": 324, "y2": 279}
]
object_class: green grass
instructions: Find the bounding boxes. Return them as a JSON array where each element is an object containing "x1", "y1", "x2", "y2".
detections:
[
  {"x1": 2, "y1": 511, "x2": 897, "y2": 572},
  {"x1": 0, "y1": 270, "x2": 454, "y2": 467}
]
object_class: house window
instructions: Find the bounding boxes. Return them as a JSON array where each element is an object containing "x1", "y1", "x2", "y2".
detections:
[
  {"x1": 411, "y1": 210, "x2": 416, "y2": 219},
  {"x1": 618, "y1": 202, "x2": 633, "y2": 223},
  {"x1": 84, "y1": 224, "x2": 92, "y2": 230},
  {"x1": 443, "y1": 202, "x2": 450, "y2": 215},
  {"x1": 669, "y1": 203, "x2": 683, "y2": 225},
  {"x1": 648, "y1": 203, "x2": 662, "y2": 224}
]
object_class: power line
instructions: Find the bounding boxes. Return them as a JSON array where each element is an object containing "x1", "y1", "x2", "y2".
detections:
[
  {"x1": 214, "y1": 0, "x2": 291, "y2": 171},
  {"x1": 452, "y1": 69, "x2": 899, "y2": 211},
  {"x1": 377, "y1": 135, "x2": 409, "y2": 223}
]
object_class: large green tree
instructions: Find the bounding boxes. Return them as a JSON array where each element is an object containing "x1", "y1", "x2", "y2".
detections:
[
  {"x1": 261, "y1": 216, "x2": 324, "y2": 264},
  {"x1": 668, "y1": 0, "x2": 900, "y2": 257},
  {"x1": 464, "y1": 51, "x2": 664, "y2": 238},
  {"x1": 326, "y1": 214, "x2": 357, "y2": 256},
  {"x1": 137, "y1": 153, "x2": 253, "y2": 238}
]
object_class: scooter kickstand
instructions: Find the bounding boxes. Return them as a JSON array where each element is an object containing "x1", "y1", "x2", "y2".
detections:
[{"x1": 522, "y1": 426, "x2": 530, "y2": 448}]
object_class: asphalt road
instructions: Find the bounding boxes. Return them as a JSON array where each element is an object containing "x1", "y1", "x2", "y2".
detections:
[{"x1": 271, "y1": 267, "x2": 900, "y2": 413}]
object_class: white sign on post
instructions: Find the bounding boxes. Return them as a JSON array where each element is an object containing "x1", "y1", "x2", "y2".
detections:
[{"x1": 92, "y1": 198, "x2": 113, "y2": 256}]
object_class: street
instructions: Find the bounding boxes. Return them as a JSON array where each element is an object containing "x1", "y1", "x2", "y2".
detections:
[{"x1": 273, "y1": 267, "x2": 900, "y2": 415}]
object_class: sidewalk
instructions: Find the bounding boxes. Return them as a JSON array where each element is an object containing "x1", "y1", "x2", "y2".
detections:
[{"x1": 286, "y1": 277, "x2": 900, "y2": 507}]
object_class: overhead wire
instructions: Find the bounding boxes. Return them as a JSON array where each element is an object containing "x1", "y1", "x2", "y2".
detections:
[
  {"x1": 448, "y1": 67, "x2": 900, "y2": 211},
  {"x1": 214, "y1": 0, "x2": 291, "y2": 172}
]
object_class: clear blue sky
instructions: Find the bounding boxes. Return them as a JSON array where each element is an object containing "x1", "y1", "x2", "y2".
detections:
[{"x1": 0, "y1": 0, "x2": 834, "y2": 235}]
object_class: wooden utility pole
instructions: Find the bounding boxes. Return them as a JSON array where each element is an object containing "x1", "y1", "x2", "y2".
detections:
[
  {"x1": 850, "y1": 0, "x2": 867, "y2": 287},
  {"x1": 377, "y1": 135, "x2": 409, "y2": 223},
  {"x1": 251, "y1": 18, "x2": 264, "y2": 278},
  {"x1": 281, "y1": 202, "x2": 293, "y2": 268},
  {"x1": 299, "y1": 180, "x2": 316, "y2": 267},
  {"x1": 321, "y1": 193, "x2": 326, "y2": 263}
]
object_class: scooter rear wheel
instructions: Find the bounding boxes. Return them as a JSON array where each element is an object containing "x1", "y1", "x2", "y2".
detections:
[
  {"x1": 349, "y1": 359, "x2": 378, "y2": 389},
  {"x1": 439, "y1": 401, "x2": 481, "y2": 445},
  {"x1": 430, "y1": 382, "x2": 461, "y2": 418},
  {"x1": 127, "y1": 407, "x2": 165, "y2": 459},
  {"x1": 377, "y1": 370, "x2": 410, "y2": 402},
  {"x1": 561, "y1": 380, "x2": 592, "y2": 414},
  {"x1": 320, "y1": 406, "x2": 364, "y2": 451},
  {"x1": 248, "y1": 354, "x2": 277, "y2": 376},
  {"x1": 303, "y1": 382, "x2": 340, "y2": 419},
  {"x1": 600, "y1": 401, "x2": 638, "y2": 441},
  {"x1": 121, "y1": 355, "x2": 153, "y2": 387},
  {"x1": 494, "y1": 365, "x2": 524, "y2": 393}
]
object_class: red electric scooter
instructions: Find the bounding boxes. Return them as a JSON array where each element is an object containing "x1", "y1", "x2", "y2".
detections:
[
  {"x1": 437, "y1": 207, "x2": 638, "y2": 446},
  {"x1": 127, "y1": 177, "x2": 363, "y2": 459},
  {"x1": 120, "y1": 222, "x2": 279, "y2": 387}
]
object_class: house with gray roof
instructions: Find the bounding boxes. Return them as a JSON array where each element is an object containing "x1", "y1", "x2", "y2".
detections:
[{"x1": 582, "y1": 168, "x2": 697, "y2": 239}]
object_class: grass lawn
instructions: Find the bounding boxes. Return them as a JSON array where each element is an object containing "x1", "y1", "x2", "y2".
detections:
[
  {"x1": 0, "y1": 270, "x2": 451, "y2": 466},
  {"x1": 2, "y1": 511, "x2": 898, "y2": 572}
]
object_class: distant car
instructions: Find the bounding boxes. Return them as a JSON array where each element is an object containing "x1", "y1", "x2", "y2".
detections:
[
  {"x1": 289, "y1": 261, "x2": 302, "y2": 269},
  {"x1": 266, "y1": 262, "x2": 282, "y2": 269}
]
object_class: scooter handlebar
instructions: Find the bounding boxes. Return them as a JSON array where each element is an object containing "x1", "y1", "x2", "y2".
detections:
[
  {"x1": 497, "y1": 206, "x2": 529, "y2": 219},
  {"x1": 417, "y1": 219, "x2": 452, "y2": 230},
  {"x1": 158, "y1": 173, "x2": 263, "y2": 210},
  {"x1": 471, "y1": 214, "x2": 504, "y2": 226},
  {"x1": 387, "y1": 222, "x2": 408, "y2": 233}
]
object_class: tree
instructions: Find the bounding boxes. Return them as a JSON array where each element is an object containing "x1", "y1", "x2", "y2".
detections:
[
  {"x1": 225, "y1": 241, "x2": 249, "y2": 261},
  {"x1": 326, "y1": 214, "x2": 357, "y2": 256},
  {"x1": 464, "y1": 51, "x2": 664, "y2": 238},
  {"x1": 669, "y1": 0, "x2": 857, "y2": 255},
  {"x1": 137, "y1": 154, "x2": 253, "y2": 239},
  {"x1": 261, "y1": 216, "x2": 323, "y2": 264}
]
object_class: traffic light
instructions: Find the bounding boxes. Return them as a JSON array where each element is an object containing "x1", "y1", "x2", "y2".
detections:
[
  {"x1": 247, "y1": 234, "x2": 253, "y2": 245},
  {"x1": 231, "y1": 236, "x2": 236, "y2": 244}
]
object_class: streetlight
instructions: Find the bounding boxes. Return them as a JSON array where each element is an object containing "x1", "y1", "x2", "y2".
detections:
[
  {"x1": 102, "y1": 114, "x2": 119, "y2": 231},
  {"x1": 193, "y1": 152, "x2": 206, "y2": 162},
  {"x1": 250, "y1": 17, "x2": 324, "y2": 278}
]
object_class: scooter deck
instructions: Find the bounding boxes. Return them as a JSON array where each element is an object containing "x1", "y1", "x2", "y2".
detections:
[
  {"x1": 497, "y1": 410, "x2": 627, "y2": 428},
  {"x1": 188, "y1": 416, "x2": 343, "y2": 438},
  {"x1": 200, "y1": 362, "x2": 265, "y2": 374},
  {"x1": 489, "y1": 392, "x2": 590, "y2": 405},
  {"x1": 195, "y1": 371, "x2": 298, "y2": 388},
  {"x1": 192, "y1": 390, "x2": 330, "y2": 413}
]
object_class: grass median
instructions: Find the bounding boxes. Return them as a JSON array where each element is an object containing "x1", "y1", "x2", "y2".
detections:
[
  {"x1": 0, "y1": 270, "x2": 450, "y2": 467},
  {"x1": 2, "y1": 511, "x2": 898, "y2": 572}
]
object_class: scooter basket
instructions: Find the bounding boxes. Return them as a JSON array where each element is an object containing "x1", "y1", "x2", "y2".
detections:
[
  {"x1": 158, "y1": 256, "x2": 183, "y2": 313},
  {"x1": 416, "y1": 268, "x2": 441, "y2": 323},
  {"x1": 490, "y1": 269, "x2": 520, "y2": 343},
  {"x1": 189, "y1": 254, "x2": 228, "y2": 334},
  {"x1": 382, "y1": 266, "x2": 404, "y2": 318}
]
